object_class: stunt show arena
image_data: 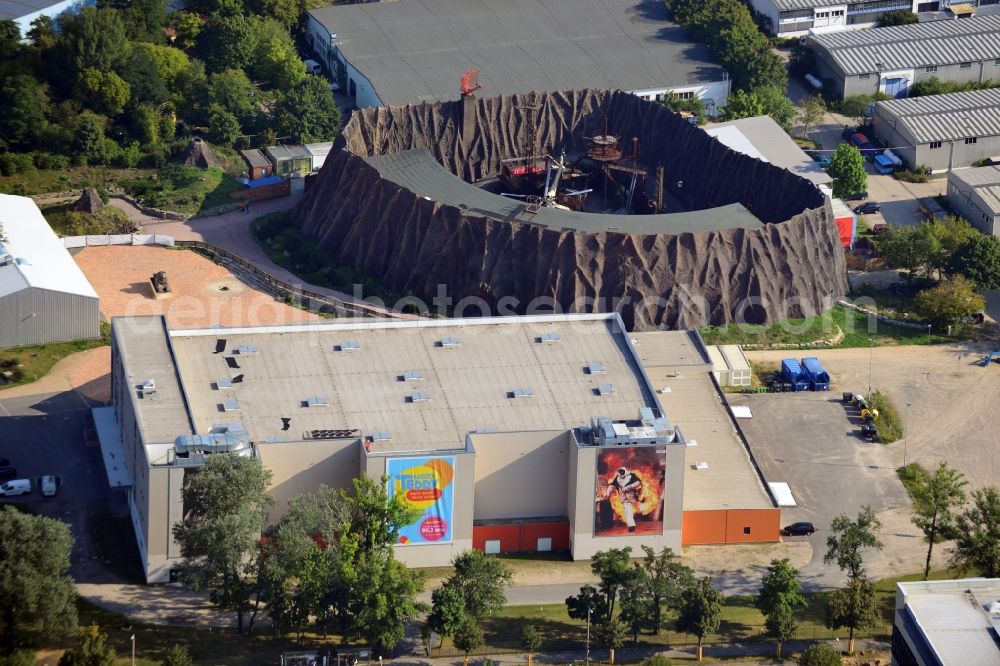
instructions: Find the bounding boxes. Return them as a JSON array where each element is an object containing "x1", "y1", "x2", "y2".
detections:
[{"x1": 294, "y1": 87, "x2": 847, "y2": 329}]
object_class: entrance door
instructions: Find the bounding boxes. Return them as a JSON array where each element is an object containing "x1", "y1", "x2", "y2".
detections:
[{"x1": 884, "y1": 77, "x2": 909, "y2": 98}]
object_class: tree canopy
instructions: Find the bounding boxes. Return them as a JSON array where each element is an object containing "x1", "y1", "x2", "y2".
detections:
[
  {"x1": 828, "y1": 144, "x2": 867, "y2": 199},
  {"x1": 908, "y1": 462, "x2": 967, "y2": 579},
  {"x1": 676, "y1": 577, "x2": 723, "y2": 661},
  {"x1": 756, "y1": 559, "x2": 806, "y2": 658},
  {"x1": 877, "y1": 9, "x2": 918, "y2": 26},
  {"x1": 824, "y1": 506, "x2": 883, "y2": 582},
  {"x1": 913, "y1": 276, "x2": 986, "y2": 327},
  {"x1": 951, "y1": 486, "x2": 1000, "y2": 577}
]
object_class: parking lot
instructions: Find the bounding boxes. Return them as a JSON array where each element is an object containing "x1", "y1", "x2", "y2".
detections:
[{"x1": 855, "y1": 172, "x2": 947, "y2": 229}]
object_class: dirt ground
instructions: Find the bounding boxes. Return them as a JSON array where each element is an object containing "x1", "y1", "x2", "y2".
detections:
[{"x1": 74, "y1": 245, "x2": 323, "y2": 329}]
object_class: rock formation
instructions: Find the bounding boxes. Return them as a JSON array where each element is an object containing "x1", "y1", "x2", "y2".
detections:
[{"x1": 294, "y1": 90, "x2": 847, "y2": 330}]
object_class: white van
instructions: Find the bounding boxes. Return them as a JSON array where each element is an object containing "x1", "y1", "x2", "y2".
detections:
[
  {"x1": 0, "y1": 479, "x2": 31, "y2": 496},
  {"x1": 38, "y1": 475, "x2": 60, "y2": 497},
  {"x1": 303, "y1": 59, "x2": 322, "y2": 76}
]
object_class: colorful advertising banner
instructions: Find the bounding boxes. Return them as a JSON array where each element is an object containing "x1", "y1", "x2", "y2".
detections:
[
  {"x1": 594, "y1": 446, "x2": 666, "y2": 537},
  {"x1": 387, "y1": 456, "x2": 456, "y2": 545}
]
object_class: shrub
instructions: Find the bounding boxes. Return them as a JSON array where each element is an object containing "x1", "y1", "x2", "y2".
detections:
[
  {"x1": 33, "y1": 152, "x2": 71, "y2": 170},
  {"x1": 0, "y1": 152, "x2": 34, "y2": 175},
  {"x1": 0, "y1": 650, "x2": 37, "y2": 666},
  {"x1": 797, "y1": 643, "x2": 841, "y2": 666},
  {"x1": 869, "y1": 389, "x2": 903, "y2": 444}
]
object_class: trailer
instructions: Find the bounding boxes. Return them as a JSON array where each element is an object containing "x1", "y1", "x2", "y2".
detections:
[
  {"x1": 781, "y1": 358, "x2": 810, "y2": 391},
  {"x1": 801, "y1": 357, "x2": 830, "y2": 391}
]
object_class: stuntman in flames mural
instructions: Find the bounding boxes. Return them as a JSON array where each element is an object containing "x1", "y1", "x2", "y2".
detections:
[{"x1": 595, "y1": 446, "x2": 666, "y2": 537}]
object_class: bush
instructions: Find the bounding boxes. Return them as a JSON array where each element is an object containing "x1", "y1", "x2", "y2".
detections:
[
  {"x1": 163, "y1": 645, "x2": 193, "y2": 666},
  {"x1": 870, "y1": 389, "x2": 903, "y2": 444},
  {"x1": 639, "y1": 657, "x2": 674, "y2": 666},
  {"x1": 33, "y1": 152, "x2": 71, "y2": 170},
  {"x1": 896, "y1": 167, "x2": 930, "y2": 183},
  {"x1": 0, "y1": 650, "x2": 37, "y2": 666},
  {"x1": 797, "y1": 643, "x2": 841, "y2": 666},
  {"x1": 0, "y1": 152, "x2": 34, "y2": 176}
]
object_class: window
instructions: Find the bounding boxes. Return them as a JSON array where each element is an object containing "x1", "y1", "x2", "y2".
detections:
[
  {"x1": 929, "y1": 141, "x2": 942, "y2": 149},
  {"x1": 995, "y1": 59, "x2": 1000, "y2": 66},
  {"x1": 743, "y1": 527, "x2": 752, "y2": 535},
  {"x1": 960, "y1": 62, "x2": 972, "y2": 69},
  {"x1": 859, "y1": 73, "x2": 871, "y2": 80},
  {"x1": 966, "y1": 137, "x2": 978, "y2": 145},
  {"x1": 674, "y1": 91, "x2": 695, "y2": 100},
  {"x1": 925, "y1": 65, "x2": 938, "y2": 73}
]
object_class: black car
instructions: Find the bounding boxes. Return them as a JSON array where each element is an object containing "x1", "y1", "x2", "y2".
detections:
[
  {"x1": 843, "y1": 191, "x2": 869, "y2": 201},
  {"x1": 782, "y1": 522, "x2": 816, "y2": 537},
  {"x1": 854, "y1": 202, "x2": 881, "y2": 215},
  {"x1": 0, "y1": 466, "x2": 17, "y2": 481}
]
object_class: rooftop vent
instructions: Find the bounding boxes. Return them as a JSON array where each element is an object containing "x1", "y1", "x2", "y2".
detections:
[
  {"x1": 226, "y1": 357, "x2": 240, "y2": 369},
  {"x1": 587, "y1": 362, "x2": 606, "y2": 374},
  {"x1": 237, "y1": 345, "x2": 258, "y2": 354},
  {"x1": 401, "y1": 371, "x2": 423, "y2": 382},
  {"x1": 510, "y1": 387, "x2": 534, "y2": 399},
  {"x1": 222, "y1": 398, "x2": 240, "y2": 411},
  {"x1": 695, "y1": 461, "x2": 709, "y2": 470},
  {"x1": 306, "y1": 396, "x2": 328, "y2": 407},
  {"x1": 216, "y1": 378, "x2": 233, "y2": 390},
  {"x1": 596, "y1": 383, "x2": 615, "y2": 396},
  {"x1": 409, "y1": 391, "x2": 431, "y2": 403},
  {"x1": 440, "y1": 336, "x2": 460, "y2": 348},
  {"x1": 538, "y1": 333, "x2": 560, "y2": 343},
  {"x1": 686, "y1": 439, "x2": 698, "y2": 447},
  {"x1": 371, "y1": 431, "x2": 391, "y2": 442},
  {"x1": 337, "y1": 340, "x2": 360, "y2": 351},
  {"x1": 141, "y1": 379, "x2": 156, "y2": 395}
]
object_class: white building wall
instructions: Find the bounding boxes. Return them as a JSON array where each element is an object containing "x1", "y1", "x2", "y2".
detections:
[{"x1": 631, "y1": 79, "x2": 732, "y2": 114}]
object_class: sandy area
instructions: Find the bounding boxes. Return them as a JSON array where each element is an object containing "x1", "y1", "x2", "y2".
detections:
[{"x1": 74, "y1": 246, "x2": 323, "y2": 329}]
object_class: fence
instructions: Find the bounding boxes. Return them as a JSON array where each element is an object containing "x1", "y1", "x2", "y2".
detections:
[
  {"x1": 63, "y1": 233, "x2": 175, "y2": 248},
  {"x1": 174, "y1": 240, "x2": 391, "y2": 319}
]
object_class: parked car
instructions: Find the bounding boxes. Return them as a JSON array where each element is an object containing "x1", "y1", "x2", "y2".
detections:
[
  {"x1": 782, "y1": 522, "x2": 816, "y2": 536},
  {"x1": 37, "y1": 475, "x2": 61, "y2": 497},
  {"x1": 0, "y1": 479, "x2": 31, "y2": 496},
  {"x1": 854, "y1": 202, "x2": 881, "y2": 215},
  {"x1": 0, "y1": 465, "x2": 16, "y2": 481},
  {"x1": 843, "y1": 191, "x2": 868, "y2": 201}
]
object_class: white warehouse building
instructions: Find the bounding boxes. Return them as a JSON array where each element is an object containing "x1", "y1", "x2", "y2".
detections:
[
  {"x1": 305, "y1": 0, "x2": 732, "y2": 114},
  {"x1": 0, "y1": 194, "x2": 100, "y2": 349}
]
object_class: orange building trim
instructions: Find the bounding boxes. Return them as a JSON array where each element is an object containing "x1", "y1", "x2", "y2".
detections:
[
  {"x1": 682, "y1": 508, "x2": 780, "y2": 545},
  {"x1": 472, "y1": 521, "x2": 570, "y2": 553}
]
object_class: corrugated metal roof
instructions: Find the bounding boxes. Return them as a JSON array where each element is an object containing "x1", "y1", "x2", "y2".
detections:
[
  {"x1": 0, "y1": 194, "x2": 99, "y2": 300},
  {"x1": 0, "y1": 0, "x2": 68, "y2": 21},
  {"x1": 240, "y1": 149, "x2": 271, "y2": 169},
  {"x1": 772, "y1": 0, "x2": 850, "y2": 11},
  {"x1": 811, "y1": 15, "x2": 1000, "y2": 74},
  {"x1": 265, "y1": 144, "x2": 311, "y2": 161},
  {"x1": 875, "y1": 88, "x2": 1000, "y2": 143},
  {"x1": 951, "y1": 165, "x2": 1000, "y2": 214},
  {"x1": 704, "y1": 116, "x2": 832, "y2": 187},
  {"x1": 308, "y1": 0, "x2": 726, "y2": 107}
]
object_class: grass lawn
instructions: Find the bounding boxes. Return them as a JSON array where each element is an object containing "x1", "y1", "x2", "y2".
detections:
[
  {"x1": 897, "y1": 463, "x2": 928, "y2": 502},
  {"x1": 123, "y1": 165, "x2": 242, "y2": 216},
  {"x1": 699, "y1": 305, "x2": 949, "y2": 349},
  {"x1": 40, "y1": 202, "x2": 138, "y2": 236},
  {"x1": 869, "y1": 389, "x2": 903, "y2": 443},
  {"x1": 0, "y1": 167, "x2": 155, "y2": 197},
  {"x1": 0, "y1": 323, "x2": 110, "y2": 390}
]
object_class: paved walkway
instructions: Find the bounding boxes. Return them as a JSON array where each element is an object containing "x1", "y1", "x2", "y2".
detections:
[{"x1": 109, "y1": 195, "x2": 405, "y2": 317}]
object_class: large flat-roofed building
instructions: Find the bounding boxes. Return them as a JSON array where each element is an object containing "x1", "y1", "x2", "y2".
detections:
[
  {"x1": 947, "y1": 166, "x2": 1000, "y2": 235},
  {"x1": 809, "y1": 15, "x2": 1000, "y2": 99},
  {"x1": 0, "y1": 194, "x2": 100, "y2": 349},
  {"x1": 872, "y1": 89, "x2": 1000, "y2": 173},
  {"x1": 305, "y1": 0, "x2": 732, "y2": 113},
  {"x1": 96, "y1": 314, "x2": 778, "y2": 583},
  {"x1": 891, "y1": 578, "x2": 1000, "y2": 665}
]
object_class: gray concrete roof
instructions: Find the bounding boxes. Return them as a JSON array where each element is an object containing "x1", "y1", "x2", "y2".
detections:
[
  {"x1": 166, "y1": 314, "x2": 663, "y2": 453},
  {"x1": 240, "y1": 149, "x2": 271, "y2": 169},
  {"x1": 632, "y1": 331, "x2": 773, "y2": 511},
  {"x1": 951, "y1": 165, "x2": 1000, "y2": 215},
  {"x1": 897, "y1": 579, "x2": 1000, "y2": 666},
  {"x1": 364, "y1": 149, "x2": 764, "y2": 235},
  {"x1": 704, "y1": 116, "x2": 832, "y2": 187},
  {"x1": 810, "y1": 15, "x2": 1000, "y2": 75},
  {"x1": 875, "y1": 88, "x2": 1000, "y2": 143},
  {"x1": 308, "y1": 0, "x2": 726, "y2": 107}
]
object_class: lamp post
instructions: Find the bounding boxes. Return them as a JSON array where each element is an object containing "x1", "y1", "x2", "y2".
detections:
[
  {"x1": 131, "y1": 634, "x2": 135, "y2": 666},
  {"x1": 867, "y1": 337, "x2": 874, "y2": 402},
  {"x1": 904, "y1": 401, "x2": 912, "y2": 468},
  {"x1": 586, "y1": 608, "x2": 592, "y2": 665}
]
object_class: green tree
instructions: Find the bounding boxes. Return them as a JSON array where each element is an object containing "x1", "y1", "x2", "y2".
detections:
[
  {"x1": 595, "y1": 618, "x2": 627, "y2": 665},
  {"x1": 452, "y1": 617, "x2": 484, "y2": 666},
  {"x1": 720, "y1": 86, "x2": 796, "y2": 130},
  {"x1": 77, "y1": 68, "x2": 131, "y2": 116},
  {"x1": 590, "y1": 548, "x2": 634, "y2": 621},
  {"x1": 0, "y1": 75, "x2": 50, "y2": 149},
  {"x1": 797, "y1": 642, "x2": 841, "y2": 666},
  {"x1": 121, "y1": 46, "x2": 169, "y2": 105},
  {"x1": 208, "y1": 104, "x2": 241, "y2": 147},
  {"x1": 824, "y1": 506, "x2": 883, "y2": 582},
  {"x1": 134, "y1": 43, "x2": 191, "y2": 88},
  {"x1": 520, "y1": 625, "x2": 542, "y2": 666},
  {"x1": 565, "y1": 584, "x2": 609, "y2": 624},
  {"x1": 125, "y1": 0, "x2": 168, "y2": 41},
  {"x1": 828, "y1": 144, "x2": 867, "y2": 199},
  {"x1": 208, "y1": 68, "x2": 257, "y2": 124},
  {"x1": 348, "y1": 549, "x2": 425, "y2": 651},
  {"x1": 756, "y1": 559, "x2": 806, "y2": 658},
  {"x1": 951, "y1": 486, "x2": 1000, "y2": 577},
  {"x1": 798, "y1": 94, "x2": 826, "y2": 138},
  {"x1": 446, "y1": 550, "x2": 514, "y2": 620},
  {"x1": 249, "y1": 17, "x2": 305, "y2": 91},
  {"x1": 913, "y1": 276, "x2": 986, "y2": 327},
  {"x1": 169, "y1": 11, "x2": 202, "y2": 49},
  {"x1": 61, "y1": 7, "x2": 128, "y2": 74},
  {"x1": 172, "y1": 455, "x2": 273, "y2": 634},
  {"x1": 675, "y1": 577, "x2": 723, "y2": 662},
  {"x1": 948, "y1": 233, "x2": 1000, "y2": 291},
  {"x1": 199, "y1": 14, "x2": 258, "y2": 72},
  {"x1": 131, "y1": 102, "x2": 163, "y2": 146},
  {"x1": 257, "y1": 518, "x2": 325, "y2": 639},
  {"x1": 662, "y1": 93, "x2": 705, "y2": 122},
  {"x1": 249, "y1": 0, "x2": 301, "y2": 30},
  {"x1": 275, "y1": 75, "x2": 341, "y2": 143},
  {"x1": 836, "y1": 95, "x2": 878, "y2": 126},
  {"x1": 617, "y1": 567, "x2": 649, "y2": 644},
  {"x1": 57, "y1": 625, "x2": 115, "y2": 666},
  {"x1": 824, "y1": 577, "x2": 878, "y2": 654},
  {"x1": 878, "y1": 9, "x2": 918, "y2": 26},
  {"x1": 0, "y1": 507, "x2": 77, "y2": 655},
  {"x1": 163, "y1": 645, "x2": 193, "y2": 666},
  {"x1": 72, "y1": 111, "x2": 110, "y2": 165},
  {"x1": 0, "y1": 19, "x2": 19, "y2": 59},
  {"x1": 639, "y1": 657, "x2": 673, "y2": 666},
  {"x1": 910, "y1": 462, "x2": 967, "y2": 579},
  {"x1": 640, "y1": 546, "x2": 694, "y2": 636},
  {"x1": 426, "y1": 583, "x2": 467, "y2": 644}
]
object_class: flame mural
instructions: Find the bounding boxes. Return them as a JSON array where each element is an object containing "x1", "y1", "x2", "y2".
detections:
[{"x1": 594, "y1": 446, "x2": 666, "y2": 537}]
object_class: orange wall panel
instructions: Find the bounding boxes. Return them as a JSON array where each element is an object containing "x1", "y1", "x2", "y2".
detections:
[
  {"x1": 682, "y1": 509, "x2": 781, "y2": 545},
  {"x1": 682, "y1": 510, "x2": 728, "y2": 545},
  {"x1": 472, "y1": 525, "x2": 520, "y2": 553},
  {"x1": 521, "y1": 522, "x2": 570, "y2": 552}
]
